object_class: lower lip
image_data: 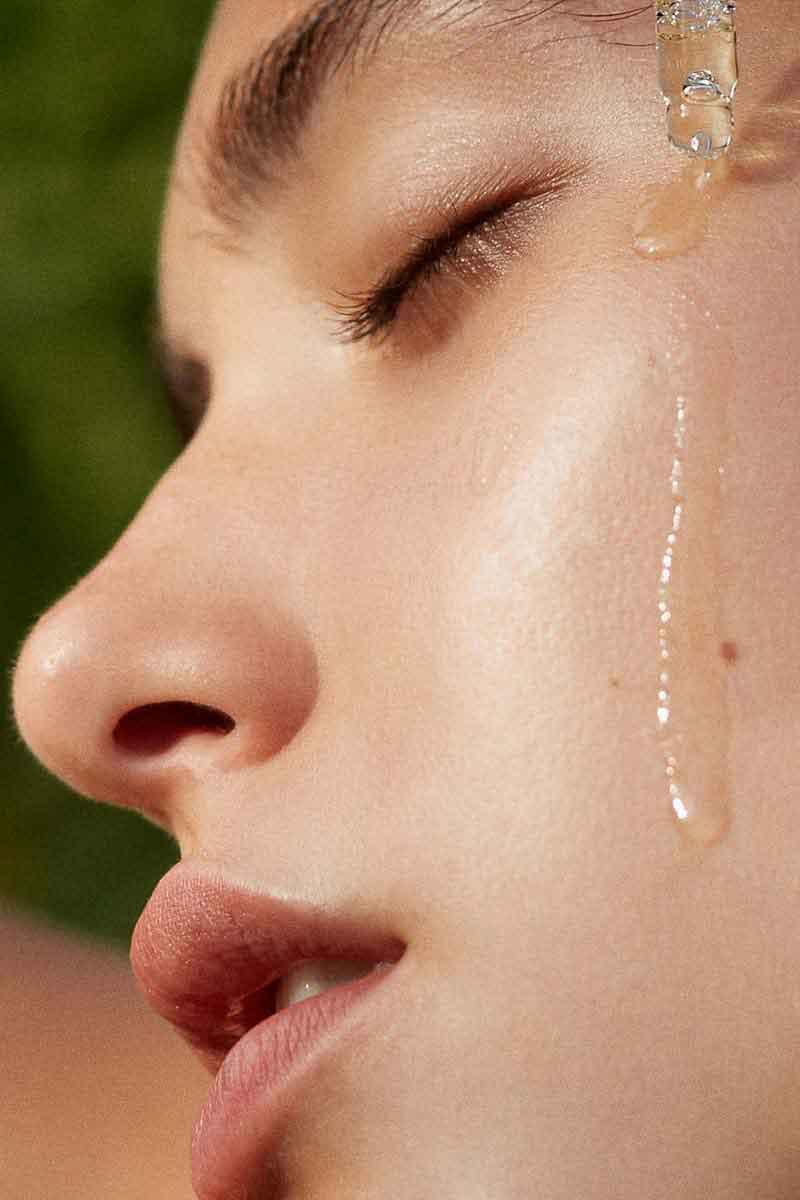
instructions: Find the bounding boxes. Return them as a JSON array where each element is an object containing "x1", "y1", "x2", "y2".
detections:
[{"x1": 191, "y1": 961, "x2": 397, "y2": 1200}]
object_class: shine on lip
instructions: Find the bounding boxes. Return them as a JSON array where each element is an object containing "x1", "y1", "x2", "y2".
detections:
[{"x1": 131, "y1": 861, "x2": 405, "y2": 1200}]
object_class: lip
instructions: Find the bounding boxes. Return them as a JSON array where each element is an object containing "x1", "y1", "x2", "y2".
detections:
[{"x1": 131, "y1": 860, "x2": 406, "y2": 1200}]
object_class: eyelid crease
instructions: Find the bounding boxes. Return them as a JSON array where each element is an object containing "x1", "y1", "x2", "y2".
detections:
[{"x1": 327, "y1": 158, "x2": 582, "y2": 347}]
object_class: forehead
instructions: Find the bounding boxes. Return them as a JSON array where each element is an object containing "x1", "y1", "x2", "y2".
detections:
[{"x1": 159, "y1": 0, "x2": 304, "y2": 354}]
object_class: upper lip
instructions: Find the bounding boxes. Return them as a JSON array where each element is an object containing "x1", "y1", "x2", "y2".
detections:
[{"x1": 130, "y1": 860, "x2": 406, "y2": 1072}]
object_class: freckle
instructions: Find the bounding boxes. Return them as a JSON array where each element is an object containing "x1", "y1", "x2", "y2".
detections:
[
  {"x1": 720, "y1": 641, "x2": 738, "y2": 665},
  {"x1": 610, "y1": 676, "x2": 621, "y2": 689}
]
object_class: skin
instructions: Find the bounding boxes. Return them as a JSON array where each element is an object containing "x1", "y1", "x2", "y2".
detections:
[
  {"x1": 0, "y1": 910, "x2": 206, "y2": 1200},
  {"x1": 12, "y1": 1, "x2": 800, "y2": 1196}
]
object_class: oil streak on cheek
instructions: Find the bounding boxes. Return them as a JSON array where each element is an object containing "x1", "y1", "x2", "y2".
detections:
[{"x1": 653, "y1": 301, "x2": 731, "y2": 848}]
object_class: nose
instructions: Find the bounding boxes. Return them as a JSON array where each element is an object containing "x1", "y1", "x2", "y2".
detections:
[{"x1": 11, "y1": 456, "x2": 319, "y2": 826}]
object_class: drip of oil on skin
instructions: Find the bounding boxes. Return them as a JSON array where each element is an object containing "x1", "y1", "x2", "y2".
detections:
[
  {"x1": 634, "y1": 154, "x2": 731, "y2": 260},
  {"x1": 652, "y1": 299, "x2": 732, "y2": 850},
  {"x1": 634, "y1": 8, "x2": 738, "y2": 261}
]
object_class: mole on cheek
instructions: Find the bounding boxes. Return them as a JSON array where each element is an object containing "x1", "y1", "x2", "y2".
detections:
[{"x1": 720, "y1": 640, "x2": 738, "y2": 665}]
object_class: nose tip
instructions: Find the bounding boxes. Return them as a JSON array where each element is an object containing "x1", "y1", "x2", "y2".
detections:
[
  {"x1": 12, "y1": 599, "x2": 105, "y2": 799},
  {"x1": 12, "y1": 573, "x2": 319, "y2": 819}
]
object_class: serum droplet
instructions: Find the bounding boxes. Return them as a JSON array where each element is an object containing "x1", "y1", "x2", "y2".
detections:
[
  {"x1": 636, "y1": 0, "x2": 737, "y2": 260},
  {"x1": 657, "y1": 0, "x2": 738, "y2": 156},
  {"x1": 633, "y1": 156, "x2": 729, "y2": 260},
  {"x1": 682, "y1": 70, "x2": 723, "y2": 101}
]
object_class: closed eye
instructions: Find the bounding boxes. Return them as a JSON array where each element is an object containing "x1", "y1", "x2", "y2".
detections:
[{"x1": 328, "y1": 164, "x2": 579, "y2": 350}]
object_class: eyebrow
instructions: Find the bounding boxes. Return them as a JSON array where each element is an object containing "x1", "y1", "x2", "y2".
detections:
[
  {"x1": 159, "y1": 0, "x2": 649, "y2": 439},
  {"x1": 199, "y1": 0, "x2": 648, "y2": 229}
]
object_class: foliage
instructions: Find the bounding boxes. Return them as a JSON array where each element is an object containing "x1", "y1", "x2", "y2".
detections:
[{"x1": 1, "y1": 1, "x2": 215, "y2": 944}]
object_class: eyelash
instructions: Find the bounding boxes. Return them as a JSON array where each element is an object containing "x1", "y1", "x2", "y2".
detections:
[{"x1": 329, "y1": 197, "x2": 530, "y2": 347}]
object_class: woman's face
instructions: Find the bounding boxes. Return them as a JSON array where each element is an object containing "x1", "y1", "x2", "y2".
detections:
[{"x1": 13, "y1": 1, "x2": 800, "y2": 1197}]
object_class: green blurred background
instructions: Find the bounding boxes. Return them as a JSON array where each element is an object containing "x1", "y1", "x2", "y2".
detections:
[{"x1": 2, "y1": 1, "x2": 215, "y2": 946}]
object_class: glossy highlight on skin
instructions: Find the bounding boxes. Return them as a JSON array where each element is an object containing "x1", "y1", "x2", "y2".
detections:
[
  {"x1": 653, "y1": 302, "x2": 730, "y2": 847},
  {"x1": 469, "y1": 414, "x2": 521, "y2": 495}
]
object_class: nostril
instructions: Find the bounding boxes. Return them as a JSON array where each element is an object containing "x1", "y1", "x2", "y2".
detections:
[{"x1": 113, "y1": 702, "x2": 236, "y2": 757}]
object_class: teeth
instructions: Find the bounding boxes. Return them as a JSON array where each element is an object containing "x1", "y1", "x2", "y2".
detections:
[{"x1": 275, "y1": 959, "x2": 375, "y2": 1012}]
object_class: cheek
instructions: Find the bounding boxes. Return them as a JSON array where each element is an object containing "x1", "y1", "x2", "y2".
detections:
[
  {"x1": 329, "y1": 264, "x2": 746, "y2": 940},
  {"x1": 263, "y1": 273, "x2": 799, "y2": 1200},
  {"x1": 425, "y1": 276, "x2": 710, "y2": 866}
]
